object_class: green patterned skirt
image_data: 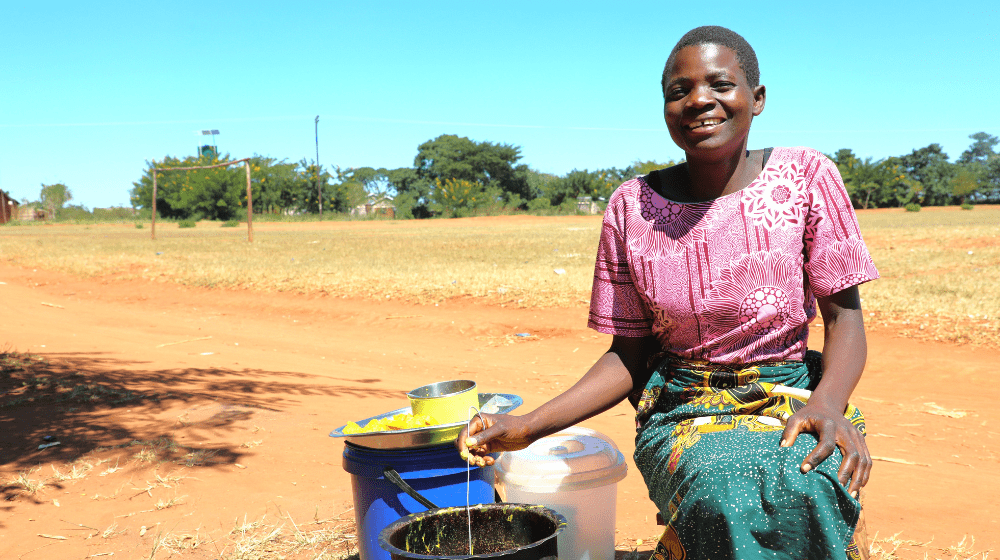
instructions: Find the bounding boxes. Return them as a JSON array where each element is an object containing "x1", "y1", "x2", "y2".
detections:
[{"x1": 634, "y1": 352, "x2": 867, "y2": 560}]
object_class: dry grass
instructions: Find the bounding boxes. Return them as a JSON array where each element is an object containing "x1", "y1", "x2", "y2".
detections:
[
  {"x1": 49, "y1": 460, "x2": 93, "y2": 481},
  {"x1": 1, "y1": 209, "x2": 997, "y2": 346},
  {"x1": 0, "y1": 218, "x2": 600, "y2": 307},
  {"x1": 869, "y1": 531, "x2": 991, "y2": 560},
  {"x1": 857, "y1": 207, "x2": 1000, "y2": 347},
  {"x1": 217, "y1": 512, "x2": 358, "y2": 560},
  {"x1": 8, "y1": 468, "x2": 46, "y2": 495}
]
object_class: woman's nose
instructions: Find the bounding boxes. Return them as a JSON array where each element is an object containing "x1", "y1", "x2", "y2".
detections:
[{"x1": 687, "y1": 85, "x2": 714, "y2": 108}]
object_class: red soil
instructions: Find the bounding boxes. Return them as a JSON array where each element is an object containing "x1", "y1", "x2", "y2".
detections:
[{"x1": 0, "y1": 251, "x2": 996, "y2": 558}]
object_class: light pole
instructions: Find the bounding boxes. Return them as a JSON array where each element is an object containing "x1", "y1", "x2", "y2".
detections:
[{"x1": 315, "y1": 116, "x2": 322, "y2": 216}]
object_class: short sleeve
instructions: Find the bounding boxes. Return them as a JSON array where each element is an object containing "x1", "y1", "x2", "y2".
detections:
[
  {"x1": 801, "y1": 152, "x2": 880, "y2": 297},
  {"x1": 587, "y1": 191, "x2": 653, "y2": 336}
]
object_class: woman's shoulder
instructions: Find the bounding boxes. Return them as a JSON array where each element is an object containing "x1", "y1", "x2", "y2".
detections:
[
  {"x1": 770, "y1": 146, "x2": 837, "y2": 169},
  {"x1": 607, "y1": 174, "x2": 648, "y2": 206}
]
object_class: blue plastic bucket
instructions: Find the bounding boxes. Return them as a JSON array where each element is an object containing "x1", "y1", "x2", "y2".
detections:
[{"x1": 343, "y1": 442, "x2": 495, "y2": 560}]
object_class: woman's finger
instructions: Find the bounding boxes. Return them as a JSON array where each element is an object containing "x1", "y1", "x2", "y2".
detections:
[
  {"x1": 780, "y1": 415, "x2": 805, "y2": 448},
  {"x1": 847, "y1": 429, "x2": 871, "y2": 496},
  {"x1": 835, "y1": 426, "x2": 860, "y2": 487},
  {"x1": 802, "y1": 419, "x2": 836, "y2": 472}
]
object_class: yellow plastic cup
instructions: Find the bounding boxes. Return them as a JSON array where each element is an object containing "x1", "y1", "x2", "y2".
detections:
[{"x1": 407, "y1": 380, "x2": 479, "y2": 425}]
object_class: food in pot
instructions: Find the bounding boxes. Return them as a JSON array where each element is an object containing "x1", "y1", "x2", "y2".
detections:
[{"x1": 342, "y1": 413, "x2": 437, "y2": 434}]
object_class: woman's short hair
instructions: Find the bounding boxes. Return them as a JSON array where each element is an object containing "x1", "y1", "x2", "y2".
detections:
[{"x1": 661, "y1": 26, "x2": 760, "y2": 96}]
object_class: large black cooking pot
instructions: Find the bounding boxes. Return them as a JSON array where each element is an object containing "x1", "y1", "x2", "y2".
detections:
[{"x1": 378, "y1": 503, "x2": 566, "y2": 560}]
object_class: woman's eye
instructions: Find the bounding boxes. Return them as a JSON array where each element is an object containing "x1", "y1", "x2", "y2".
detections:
[{"x1": 667, "y1": 88, "x2": 688, "y2": 100}]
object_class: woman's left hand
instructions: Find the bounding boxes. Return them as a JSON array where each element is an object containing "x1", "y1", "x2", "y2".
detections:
[{"x1": 780, "y1": 402, "x2": 871, "y2": 498}]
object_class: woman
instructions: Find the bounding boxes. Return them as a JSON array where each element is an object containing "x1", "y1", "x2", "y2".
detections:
[{"x1": 458, "y1": 26, "x2": 878, "y2": 560}]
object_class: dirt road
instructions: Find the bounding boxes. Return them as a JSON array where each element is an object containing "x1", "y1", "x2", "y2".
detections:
[{"x1": 1, "y1": 262, "x2": 996, "y2": 559}]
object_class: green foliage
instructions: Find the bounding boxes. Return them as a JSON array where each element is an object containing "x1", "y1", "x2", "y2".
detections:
[
  {"x1": 950, "y1": 165, "x2": 979, "y2": 204},
  {"x1": 221, "y1": 220, "x2": 239, "y2": 227},
  {"x1": 543, "y1": 170, "x2": 607, "y2": 206},
  {"x1": 57, "y1": 204, "x2": 93, "y2": 221},
  {"x1": 39, "y1": 183, "x2": 72, "y2": 218},
  {"x1": 414, "y1": 134, "x2": 533, "y2": 209},
  {"x1": 178, "y1": 219, "x2": 196, "y2": 228},
  {"x1": 629, "y1": 159, "x2": 675, "y2": 176},
  {"x1": 130, "y1": 153, "x2": 245, "y2": 220},
  {"x1": 835, "y1": 152, "x2": 920, "y2": 209},
  {"x1": 93, "y1": 207, "x2": 137, "y2": 221},
  {"x1": 526, "y1": 197, "x2": 553, "y2": 212},
  {"x1": 958, "y1": 132, "x2": 998, "y2": 164},
  {"x1": 898, "y1": 144, "x2": 956, "y2": 206},
  {"x1": 904, "y1": 203, "x2": 921, "y2": 212},
  {"x1": 961, "y1": 202, "x2": 974, "y2": 210},
  {"x1": 428, "y1": 178, "x2": 521, "y2": 217},
  {"x1": 130, "y1": 154, "x2": 361, "y2": 220},
  {"x1": 135, "y1": 223, "x2": 143, "y2": 229}
]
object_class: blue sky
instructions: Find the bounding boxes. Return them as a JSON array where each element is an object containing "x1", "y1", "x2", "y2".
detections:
[{"x1": 2, "y1": 1, "x2": 997, "y2": 209}]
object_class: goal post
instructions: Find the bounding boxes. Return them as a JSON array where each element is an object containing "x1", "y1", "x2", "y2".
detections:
[{"x1": 150, "y1": 158, "x2": 254, "y2": 242}]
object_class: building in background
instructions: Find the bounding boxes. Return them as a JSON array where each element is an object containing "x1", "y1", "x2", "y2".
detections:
[
  {"x1": 0, "y1": 190, "x2": 19, "y2": 224},
  {"x1": 351, "y1": 195, "x2": 396, "y2": 219}
]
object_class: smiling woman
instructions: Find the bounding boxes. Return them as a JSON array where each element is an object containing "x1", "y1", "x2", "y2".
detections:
[{"x1": 459, "y1": 25, "x2": 879, "y2": 560}]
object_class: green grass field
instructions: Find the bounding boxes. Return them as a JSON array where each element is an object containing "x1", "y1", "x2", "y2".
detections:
[{"x1": 2, "y1": 207, "x2": 998, "y2": 346}]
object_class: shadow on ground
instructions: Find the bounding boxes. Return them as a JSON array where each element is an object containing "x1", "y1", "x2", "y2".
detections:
[{"x1": 0, "y1": 350, "x2": 399, "y2": 498}]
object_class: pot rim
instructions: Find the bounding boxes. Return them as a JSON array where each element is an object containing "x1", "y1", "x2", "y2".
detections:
[{"x1": 377, "y1": 502, "x2": 567, "y2": 560}]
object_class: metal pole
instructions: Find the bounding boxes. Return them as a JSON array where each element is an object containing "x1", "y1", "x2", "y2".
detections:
[
  {"x1": 315, "y1": 115, "x2": 321, "y2": 216},
  {"x1": 151, "y1": 170, "x2": 157, "y2": 240},
  {"x1": 245, "y1": 160, "x2": 254, "y2": 243}
]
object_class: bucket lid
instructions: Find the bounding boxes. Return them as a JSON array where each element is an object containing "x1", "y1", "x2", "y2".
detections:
[{"x1": 495, "y1": 426, "x2": 627, "y2": 492}]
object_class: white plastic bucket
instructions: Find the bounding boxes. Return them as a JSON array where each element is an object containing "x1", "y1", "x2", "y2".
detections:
[{"x1": 494, "y1": 426, "x2": 627, "y2": 560}]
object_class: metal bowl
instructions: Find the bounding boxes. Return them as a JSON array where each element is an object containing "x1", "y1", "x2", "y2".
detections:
[{"x1": 329, "y1": 393, "x2": 522, "y2": 449}]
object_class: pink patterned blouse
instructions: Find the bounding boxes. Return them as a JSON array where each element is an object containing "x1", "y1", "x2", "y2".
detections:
[{"x1": 587, "y1": 147, "x2": 879, "y2": 364}]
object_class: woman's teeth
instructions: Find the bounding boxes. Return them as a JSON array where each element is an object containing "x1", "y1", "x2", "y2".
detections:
[{"x1": 689, "y1": 119, "x2": 723, "y2": 130}]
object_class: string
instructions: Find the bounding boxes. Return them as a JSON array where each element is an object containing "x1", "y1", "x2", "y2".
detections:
[{"x1": 466, "y1": 405, "x2": 485, "y2": 556}]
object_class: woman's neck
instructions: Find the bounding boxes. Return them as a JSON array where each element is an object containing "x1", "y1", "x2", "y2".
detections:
[{"x1": 682, "y1": 144, "x2": 759, "y2": 202}]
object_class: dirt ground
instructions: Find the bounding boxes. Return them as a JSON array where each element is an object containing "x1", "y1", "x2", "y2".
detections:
[{"x1": 1, "y1": 254, "x2": 997, "y2": 558}]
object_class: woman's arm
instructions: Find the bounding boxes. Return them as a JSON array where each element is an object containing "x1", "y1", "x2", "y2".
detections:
[
  {"x1": 781, "y1": 285, "x2": 872, "y2": 497},
  {"x1": 457, "y1": 335, "x2": 656, "y2": 466}
]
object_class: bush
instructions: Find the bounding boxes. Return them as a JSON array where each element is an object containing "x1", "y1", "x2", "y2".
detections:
[
  {"x1": 221, "y1": 220, "x2": 239, "y2": 227},
  {"x1": 178, "y1": 219, "x2": 196, "y2": 228},
  {"x1": 904, "y1": 203, "x2": 921, "y2": 212},
  {"x1": 135, "y1": 223, "x2": 143, "y2": 229},
  {"x1": 961, "y1": 202, "x2": 974, "y2": 210}
]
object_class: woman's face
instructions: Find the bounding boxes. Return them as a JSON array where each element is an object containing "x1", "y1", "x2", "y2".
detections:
[{"x1": 663, "y1": 44, "x2": 765, "y2": 161}]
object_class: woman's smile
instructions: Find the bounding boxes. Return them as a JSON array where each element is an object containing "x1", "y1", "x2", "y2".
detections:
[{"x1": 685, "y1": 118, "x2": 726, "y2": 132}]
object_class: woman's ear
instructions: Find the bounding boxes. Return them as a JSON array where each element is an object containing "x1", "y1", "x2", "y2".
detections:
[{"x1": 753, "y1": 85, "x2": 766, "y2": 116}]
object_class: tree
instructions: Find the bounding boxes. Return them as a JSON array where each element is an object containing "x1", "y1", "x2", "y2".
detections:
[
  {"x1": 836, "y1": 155, "x2": 918, "y2": 209},
  {"x1": 898, "y1": 144, "x2": 956, "y2": 206},
  {"x1": 40, "y1": 183, "x2": 72, "y2": 219},
  {"x1": 543, "y1": 170, "x2": 606, "y2": 207},
  {"x1": 628, "y1": 159, "x2": 677, "y2": 177},
  {"x1": 414, "y1": 135, "x2": 533, "y2": 205},
  {"x1": 957, "y1": 132, "x2": 999, "y2": 204},
  {"x1": 831, "y1": 149, "x2": 858, "y2": 167},
  {"x1": 950, "y1": 165, "x2": 979, "y2": 204},
  {"x1": 958, "y1": 132, "x2": 998, "y2": 165},
  {"x1": 384, "y1": 167, "x2": 431, "y2": 219},
  {"x1": 130, "y1": 153, "x2": 247, "y2": 220}
]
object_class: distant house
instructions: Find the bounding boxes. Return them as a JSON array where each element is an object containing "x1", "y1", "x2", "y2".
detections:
[
  {"x1": 17, "y1": 203, "x2": 47, "y2": 222},
  {"x1": 352, "y1": 195, "x2": 396, "y2": 218},
  {"x1": 576, "y1": 196, "x2": 601, "y2": 214},
  {"x1": 0, "y1": 190, "x2": 17, "y2": 224}
]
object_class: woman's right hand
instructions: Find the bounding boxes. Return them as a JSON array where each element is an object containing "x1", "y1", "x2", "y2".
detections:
[{"x1": 456, "y1": 413, "x2": 534, "y2": 466}]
